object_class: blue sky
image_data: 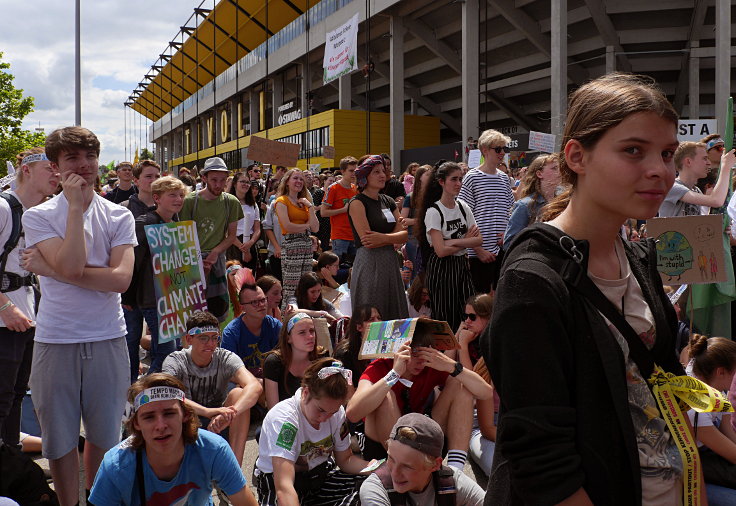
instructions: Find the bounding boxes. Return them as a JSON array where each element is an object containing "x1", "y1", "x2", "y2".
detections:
[{"x1": 2, "y1": 0, "x2": 200, "y2": 164}]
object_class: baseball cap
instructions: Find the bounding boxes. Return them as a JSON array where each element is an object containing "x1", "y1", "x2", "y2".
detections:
[
  {"x1": 201, "y1": 156, "x2": 229, "y2": 174},
  {"x1": 389, "y1": 413, "x2": 444, "y2": 457}
]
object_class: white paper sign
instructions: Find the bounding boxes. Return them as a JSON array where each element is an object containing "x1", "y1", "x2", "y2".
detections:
[
  {"x1": 528, "y1": 131, "x2": 557, "y2": 153},
  {"x1": 467, "y1": 149, "x2": 482, "y2": 168},
  {"x1": 323, "y1": 13, "x2": 360, "y2": 84},
  {"x1": 678, "y1": 119, "x2": 718, "y2": 142}
]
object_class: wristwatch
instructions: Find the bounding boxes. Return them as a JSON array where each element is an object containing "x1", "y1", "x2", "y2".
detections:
[{"x1": 450, "y1": 361, "x2": 463, "y2": 377}]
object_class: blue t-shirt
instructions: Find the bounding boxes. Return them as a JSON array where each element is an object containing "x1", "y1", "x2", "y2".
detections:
[
  {"x1": 221, "y1": 315, "x2": 282, "y2": 375},
  {"x1": 90, "y1": 430, "x2": 246, "y2": 506}
]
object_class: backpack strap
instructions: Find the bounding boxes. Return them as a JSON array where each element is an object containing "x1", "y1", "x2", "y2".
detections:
[
  {"x1": 455, "y1": 200, "x2": 467, "y2": 221},
  {"x1": 433, "y1": 465, "x2": 457, "y2": 506},
  {"x1": 429, "y1": 203, "x2": 444, "y2": 229},
  {"x1": 0, "y1": 193, "x2": 24, "y2": 277}
]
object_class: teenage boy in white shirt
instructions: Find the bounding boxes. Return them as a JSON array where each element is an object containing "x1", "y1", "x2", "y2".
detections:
[{"x1": 20, "y1": 126, "x2": 137, "y2": 506}]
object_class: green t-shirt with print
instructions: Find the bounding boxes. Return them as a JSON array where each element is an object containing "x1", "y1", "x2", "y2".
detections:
[{"x1": 180, "y1": 191, "x2": 244, "y2": 251}]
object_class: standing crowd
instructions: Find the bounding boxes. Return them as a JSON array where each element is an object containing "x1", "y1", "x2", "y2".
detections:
[{"x1": 2, "y1": 72, "x2": 736, "y2": 506}]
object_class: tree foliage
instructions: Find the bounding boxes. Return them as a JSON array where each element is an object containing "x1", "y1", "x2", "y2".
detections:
[
  {"x1": 0, "y1": 52, "x2": 46, "y2": 175},
  {"x1": 140, "y1": 147, "x2": 154, "y2": 160}
]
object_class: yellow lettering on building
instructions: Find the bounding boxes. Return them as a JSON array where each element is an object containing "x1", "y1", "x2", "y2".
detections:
[
  {"x1": 237, "y1": 102, "x2": 245, "y2": 137},
  {"x1": 207, "y1": 117, "x2": 214, "y2": 147}
]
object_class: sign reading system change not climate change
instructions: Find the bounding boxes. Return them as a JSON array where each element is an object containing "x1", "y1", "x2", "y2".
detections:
[{"x1": 145, "y1": 221, "x2": 208, "y2": 343}]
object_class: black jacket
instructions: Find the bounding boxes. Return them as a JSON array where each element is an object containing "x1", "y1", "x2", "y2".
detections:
[{"x1": 482, "y1": 223, "x2": 684, "y2": 506}]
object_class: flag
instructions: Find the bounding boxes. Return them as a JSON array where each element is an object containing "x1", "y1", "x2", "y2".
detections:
[
  {"x1": 134, "y1": 148, "x2": 139, "y2": 164},
  {"x1": 106, "y1": 160, "x2": 115, "y2": 172}
]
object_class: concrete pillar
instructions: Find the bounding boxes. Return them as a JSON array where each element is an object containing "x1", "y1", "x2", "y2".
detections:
[
  {"x1": 551, "y1": 0, "x2": 567, "y2": 150},
  {"x1": 390, "y1": 15, "x2": 405, "y2": 173},
  {"x1": 300, "y1": 61, "x2": 308, "y2": 122},
  {"x1": 339, "y1": 74, "x2": 351, "y2": 110},
  {"x1": 410, "y1": 99, "x2": 418, "y2": 115},
  {"x1": 272, "y1": 76, "x2": 284, "y2": 127},
  {"x1": 462, "y1": 0, "x2": 480, "y2": 144},
  {"x1": 249, "y1": 90, "x2": 259, "y2": 134},
  {"x1": 715, "y1": 0, "x2": 731, "y2": 134},
  {"x1": 689, "y1": 42, "x2": 700, "y2": 119},
  {"x1": 191, "y1": 121, "x2": 198, "y2": 153},
  {"x1": 605, "y1": 46, "x2": 615, "y2": 74}
]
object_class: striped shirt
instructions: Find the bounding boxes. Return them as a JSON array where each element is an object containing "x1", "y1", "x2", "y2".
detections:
[{"x1": 458, "y1": 168, "x2": 514, "y2": 256}]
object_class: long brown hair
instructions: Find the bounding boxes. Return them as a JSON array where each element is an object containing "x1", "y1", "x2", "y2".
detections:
[
  {"x1": 276, "y1": 169, "x2": 314, "y2": 203},
  {"x1": 541, "y1": 73, "x2": 678, "y2": 221},
  {"x1": 270, "y1": 311, "x2": 322, "y2": 395}
]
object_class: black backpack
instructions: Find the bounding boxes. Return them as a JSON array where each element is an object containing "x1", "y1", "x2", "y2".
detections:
[
  {"x1": 0, "y1": 442, "x2": 58, "y2": 505},
  {"x1": 0, "y1": 192, "x2": 23, "y2": 280}
]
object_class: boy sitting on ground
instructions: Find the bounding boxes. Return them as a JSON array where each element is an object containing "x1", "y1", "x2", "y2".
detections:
[{"x1": 162, "y1": 310, "x2": 262, "y2": 466}]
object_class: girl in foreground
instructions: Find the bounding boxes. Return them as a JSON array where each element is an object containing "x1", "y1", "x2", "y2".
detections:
[
  {"x1": 90, "y1": 373, "x2": 257, "y2": 505},
  {"x1": 486, "y1": 74, "x2": 694, "y2": 505}
]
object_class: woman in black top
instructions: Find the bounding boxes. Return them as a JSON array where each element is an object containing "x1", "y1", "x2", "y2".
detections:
[{"x1": 347, "y1": 155, "x2": 409, "y2": 320}]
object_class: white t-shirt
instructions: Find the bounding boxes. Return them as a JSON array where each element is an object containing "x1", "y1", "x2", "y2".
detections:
[
  {"x1": 236, "y1": 203, "x2": 259, "y2": 238},
  {"x1": 256, "y1": 387, "x2": 351, "y2": 474},
  {"x1": 424, "y1": 199, "x2": 476, "y2": 256},
  {"x1": 22, "y1": 193, "x2": 137, "y2": 343},
  {"x1": 0, "y1": 191, "x2": 35, "y2": 325}
]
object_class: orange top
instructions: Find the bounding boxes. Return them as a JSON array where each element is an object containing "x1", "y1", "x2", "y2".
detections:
[
  {"x1": 324, "y1": 182, "x2": 357, "y2": 241},
  {"x1": 275, "y1": 195, "x2": 310, "y2": 235}
]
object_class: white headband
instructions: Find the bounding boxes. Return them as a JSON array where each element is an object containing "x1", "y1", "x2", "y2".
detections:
[
  {"x1": 317, "y1": 361, "x2": 353, "y2": 384},
  {"x1": 21, "y1": 153, "x2": 49, "y2": 165},
  {"x1": 133, "y1": 386, "x2": 186, "y2": 412},
  {"x1": 187, "y1": 325, "x2": 220, "y2": 336}
]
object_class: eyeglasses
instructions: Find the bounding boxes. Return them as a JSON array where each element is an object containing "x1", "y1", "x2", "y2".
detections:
[
  {"x1": 462, "y1": 312, "x2": 478, "y2": 321},
  {"x1": 241, "y1": 297, "x2": 267, "y2": 307},
  {"x1": 492, "y1": 146, "x2": 511, "y2": 154},
  {"x1": 192, "y1": 334, "x2": 221, "y2": 344}
]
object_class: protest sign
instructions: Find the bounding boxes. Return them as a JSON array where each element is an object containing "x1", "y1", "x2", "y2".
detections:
[
  {"x1": 323, "y1": 13, "x2": 359, "y2": 84},
  {"x1": 647, "y1": 214, "x2": 727, "y2": 284},
  {"x1": 678, "y1": 119, "x2": 718, "y2": 142},
  {"x1": 358, "y1": 318, "x2": 459, "y2": 360},
  {"x1": 528, "y1": 131, "x2": 556, "y2": 153},
  {"x1": 247, "y1": 135, "x2": 300, "y2": 167},
  {"x1": 145, "y1": 220, "x2": 208, "y2": 343},
  {"x1": 322, "y1": 145, "x2": 336, "y2": 159},
  {"x1": 467, "y1": 149, "x2": 481, "y2": 168},
  {"x1": 313, "y1": 317, "x2": 333, "y2": 355}
]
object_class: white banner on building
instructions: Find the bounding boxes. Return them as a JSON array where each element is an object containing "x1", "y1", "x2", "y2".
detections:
[{"x1": 323, "y1": 13, "x2": 359, "y2": 84}]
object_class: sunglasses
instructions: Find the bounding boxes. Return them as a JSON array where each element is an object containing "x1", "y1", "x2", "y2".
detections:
[
  {"x1": 710, "y1": 145, "x2": 725, "y2": 152},
  {"x1": 492, "y1": 146, "x2": 511, "y2": 154},
  {"x1": 462, "y1": 312, "x2": 478, "y2": 321}
]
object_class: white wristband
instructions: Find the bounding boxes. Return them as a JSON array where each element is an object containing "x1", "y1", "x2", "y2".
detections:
[{"x1": 384, "y1": 370, "x2": 400, "y2": 387}]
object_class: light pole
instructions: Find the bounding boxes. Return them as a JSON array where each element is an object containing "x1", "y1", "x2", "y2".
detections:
[{"x1": 75, "y1": 0, "x2": 81, "y2": 126}]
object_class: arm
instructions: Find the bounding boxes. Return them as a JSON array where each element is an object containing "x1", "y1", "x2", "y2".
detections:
[
  {"x1": 182, "y1": 397, "x2": 235, "y2": 420},
  {"x1": 680, "y1": 149, "x2": 736, "y2": 208},
  {"x1": 416, "y1": 347, "x2": 492, "y2": 399},
  {"x1": 247, "y1": 219, "x2": 262, "y2": 245},
  {"x1": 265, "y1": 378, "x2": 281, "y2": 410},
  {"x1": 695, "y1": 422, "x2": 736, "y2": 464},
  {"x1": 346, "y1": 346, "x2": 411, "y2": 422},
  {"x1": 476, "y1": 396, "x2": 496, "y2": 441},
  {"x1": 228, "y1": 487, "x2": 259, "y2": 506},
  {"x1": 452, "y1": 324, "x2": 479, "y2": 370},
  {"x1": 352, "y1": 203, "x2": 408, "y2": 249},
  {"x1": 305, "y1": 199, "x2": 319, "y2": 233},
  {"x1": 275, "y1": 202, "x2": 311, "y2": 234},
  {"x1": 265, "y1": 229, "x2": 282, "y2": 258},
  {"x1": 399, "y1": 206, "x2": 416, "y2": 226},
  {"x1": 428, "y1": 229, "x2": 465, "y2": 258},
  {"x1": 272, "y1": 457, "x2": 300, "y2": 506},
  {"x1": 28, "y1": 242, "x2": 134, "y2": 293},
  {"x1": 321, "y1": 201, "x2": 348, "y2": 218},
  {"x1": 230, "y1": 367, "x2": 263, "y2": 415},
  {"x1": 334, "y1": 448, "x2": 371, "y2": 474}
]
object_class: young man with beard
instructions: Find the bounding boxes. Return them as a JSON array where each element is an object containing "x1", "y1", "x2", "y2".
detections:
[
  {"x1": 0, "y1": 147, "x2": 59, "y2": 449},
  {"x1": 20, "y1": 126, "x2": 137, "y2": 506},
  {"x1": 162, "y1": 310, "x2": 262, "y2": 467},
  {"x1": 180, "y1": 157, "x2": 243, "y2": 321}
]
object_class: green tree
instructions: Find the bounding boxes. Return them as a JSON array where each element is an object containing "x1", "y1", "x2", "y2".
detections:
[
  {"x1": 0, "y1": 52, "x2": 46, "y2": 175},
  {"x1": 140, "y1": 147, "x2": 154, "y2": 160}
]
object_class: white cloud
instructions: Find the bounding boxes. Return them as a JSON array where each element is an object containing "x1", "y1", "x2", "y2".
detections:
[{"x1": 2, "y1": 0, "x2": 200, "y2": 164}]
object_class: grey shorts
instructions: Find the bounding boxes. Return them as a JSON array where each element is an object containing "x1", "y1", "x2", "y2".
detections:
[{"x1": 29, "y1": 337, "x2": 129, "y2": 460}]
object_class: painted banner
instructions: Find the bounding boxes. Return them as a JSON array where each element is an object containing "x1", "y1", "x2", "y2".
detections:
[
  {"x1": 647, "y1": 214, "x2": 727, "y2": 285},
  {"x1": 323, "y1": 12, "x2": 359, "y2": 84},
  {"x1": 145, "y1": 220, "x2": 208, "y2": 343},
  {"x1": 358, "y1": 318, "x2": 459, "y2": 360}
]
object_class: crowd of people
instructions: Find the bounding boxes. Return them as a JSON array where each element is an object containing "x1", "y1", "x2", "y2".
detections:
[{"x1": 2, "y1": 72, "x2": 736, "y2": 506}]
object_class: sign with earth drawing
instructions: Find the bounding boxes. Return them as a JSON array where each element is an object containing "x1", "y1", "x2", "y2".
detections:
[{"x1": 647, "y1": 214, "x2": 727, "y2": 284}]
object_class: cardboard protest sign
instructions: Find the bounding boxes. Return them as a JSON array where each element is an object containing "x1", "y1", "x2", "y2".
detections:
[
  {"x1": 247, "y1": 135, "x2": 300, "y2": 167},
  {"x1": 322, "y1": 146, "x2": 336, "y2": 159},
  {"x1": 313, "y1": 317, "x2": 333, "y2": 354},
  {"x1": 358, "y1": 318, "x2": 459, "y2": 360},
  {"x1": 647, "y1": 214, "x2": 727, "y2": 284},
  {"x1": 145, "y1": 221, "x2": 208, "y2": 343},
  {"x1": 528, "y1": 131, "x2": 556, "y2": 153}
]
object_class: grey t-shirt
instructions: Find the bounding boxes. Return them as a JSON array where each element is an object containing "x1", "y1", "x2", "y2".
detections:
[
  {"x1": 359, "y1": 467, "x2": 485, "y2": 506},
  {"x1": 162, "y1": 347, "x2": 244, "y2": 408},
  {"x1": 659, "y1": 180, "x2": 702, "y2": 217}
]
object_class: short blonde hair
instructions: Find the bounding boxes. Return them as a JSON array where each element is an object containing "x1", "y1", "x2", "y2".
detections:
[
  {"x1": 674, "y1": 142, "x2": 706, "y2": 170},
  {"x1": 478, "y1": 129, "x2": 511, "y2": 151},
  {"x1": 151, "y1": 175, "x2": 187, "y2": 196}
]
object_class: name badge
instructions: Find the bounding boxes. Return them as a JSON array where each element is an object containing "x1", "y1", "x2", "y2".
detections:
[{"x1": 382, "y1": 208, "x2": 396, "y2": 223}]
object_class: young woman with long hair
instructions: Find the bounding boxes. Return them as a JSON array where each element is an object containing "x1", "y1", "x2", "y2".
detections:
[
  {"x1": 400, "y1": 165, "x2": 431, "y2": 275},
  {"x1": 285, "y1": 272, "x2": 342, "y2": 321},
  {"x1": 228, "y1": 171, "x2": 261, "y2": 271},
  {"x1": 348, "y1": 155, "x2": 409, "y2": 320},
  {"x1": 256, "y1": 275, "x2": 283, "y2": 320},
  {"x1": 333, "y1": 304, "x2": 381, "y2": 386},
  {"x1": 486, "y1": 74, "x2": 696, "y2": 504},
  {"x1": 416, "y1": 161, "x2": 481, "y2": 332},
  {"x1": 274, "y1": 169, "x2": 319, "y2": 308},
  {"x1": 503, "y1": 153, "x2": 560, "y2": 248}
]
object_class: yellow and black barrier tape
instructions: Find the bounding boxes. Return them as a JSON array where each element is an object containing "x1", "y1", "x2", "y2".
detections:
[{"x1": 648, "y1": 366, "x2": 734, "y2": 506}]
